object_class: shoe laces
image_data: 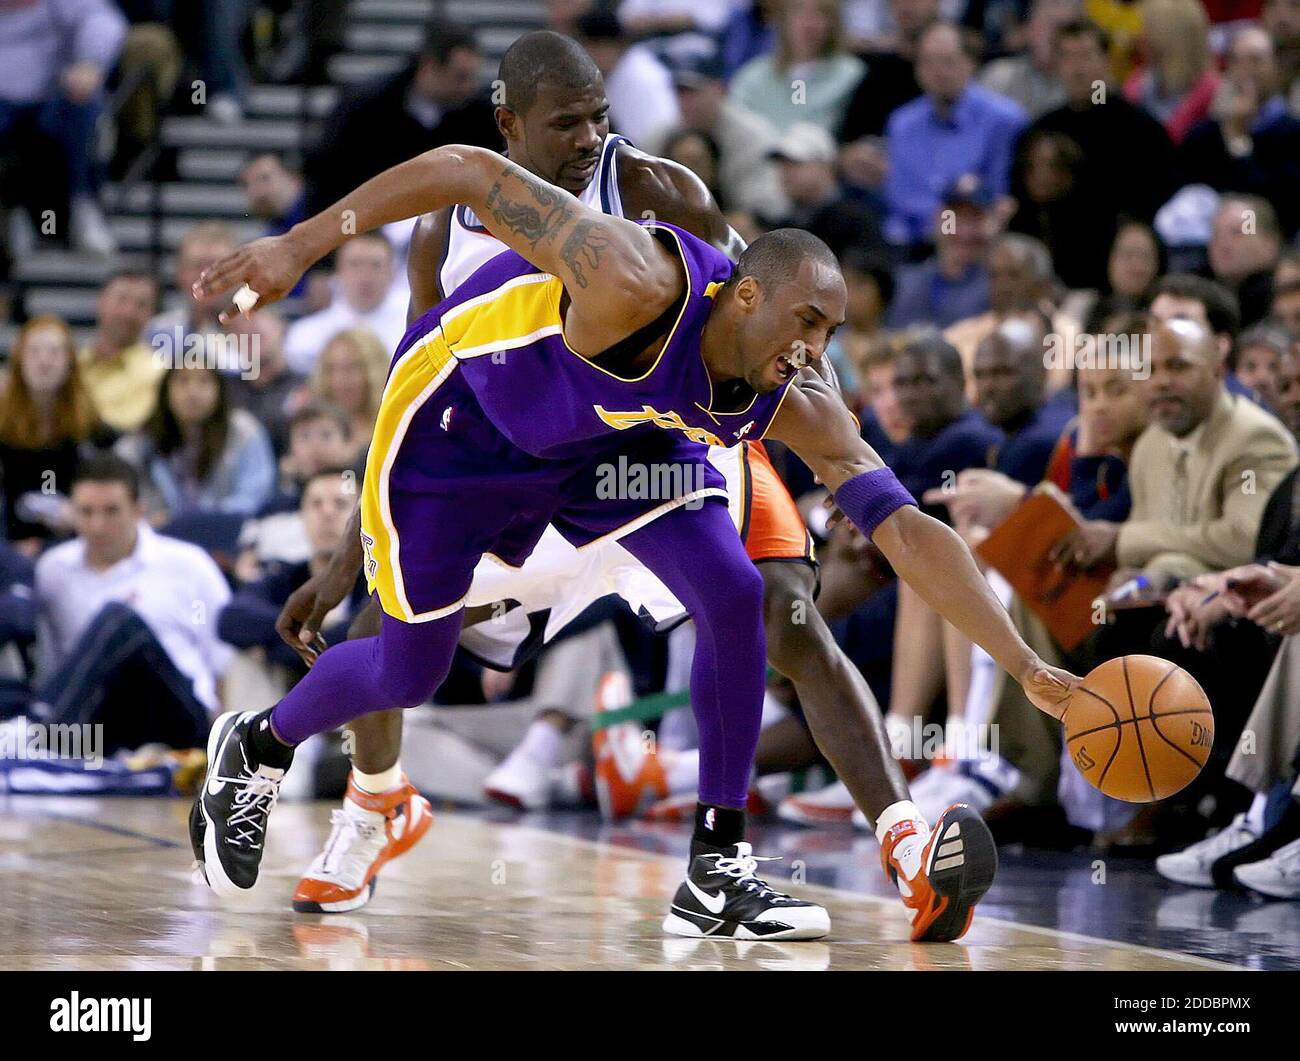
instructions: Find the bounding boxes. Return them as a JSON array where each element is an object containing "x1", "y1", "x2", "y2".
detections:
[
  {"x1": 225, "y1": 769, "x2": 283, "y2": 850},
  {"x1": 707, "y1": 848, "x2": 785, "y2": 900},
  {"x1": 317, "y1": 805, "x2": 386, "y2": 879}
]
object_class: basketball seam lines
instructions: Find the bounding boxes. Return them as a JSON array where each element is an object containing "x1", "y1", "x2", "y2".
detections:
[
  {"x1": 1123, "y1": 656, "x2": 1156, "y2": 801},
  {"x1": 1146, "y1": 712, "x2": 1208, "y2": 770},
  {"x1": 1146, "y1": 662, "x2": 1209, "y2": 773},
  {"x1": 1078, "y1": 685, "x2": 1124, "y2": 787},
  {"x1": 1065, "y1": 707, "x2": 1213, "y2": 743}
]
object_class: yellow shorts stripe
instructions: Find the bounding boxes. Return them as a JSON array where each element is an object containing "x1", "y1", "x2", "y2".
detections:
[{"x1": 361, "y1": 331, "x2": 458, "y2": 622}]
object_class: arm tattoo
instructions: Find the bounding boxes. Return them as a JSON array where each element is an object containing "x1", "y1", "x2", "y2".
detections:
[
  {"x1": 558, "y1": 219, "x2": 611, "y2": 289},
  {"x1": 484, "y1": 168, "x2": 574, "y2": 250}
]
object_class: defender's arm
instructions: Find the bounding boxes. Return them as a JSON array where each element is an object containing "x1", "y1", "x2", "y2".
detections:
[{"x1": 767, "y1": 373, "x2": 1078, "y2": 718}]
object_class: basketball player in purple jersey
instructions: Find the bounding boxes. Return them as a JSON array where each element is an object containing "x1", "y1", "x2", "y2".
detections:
[
  {"x1": 190, "y1": 131, "x2": 1080, "y2": 941},
  {"x1": 278, "y1": 33, "x2": 1029, "y2": 941}
]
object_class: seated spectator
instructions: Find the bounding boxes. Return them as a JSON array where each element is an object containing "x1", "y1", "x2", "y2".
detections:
[
  {"x1": 1206, "y1": 194, "x2": 1284, "y2": 327},
  {"x1": 856, "y1": 338, "x2": 912, "y2": 461},
  {"x1": 0, "y1": 0, "x2": 126, "y2": 257},
  {"x1": 660, "y1": 128, "x2": 726, "y2": 209},
  {"x1": 1234, "y1": 323, "x2": 1293, "y2": 412},
  {"x1": 240, "y1": 153, "x2": 311, "y2": 298},
  {"x1": 171, "y1": 0, "x2": 254, "y2": 122},
  {"x1": 575, "y1": 10, "x2": 681, "y2": 145},
  {"x1": 665, "y1": 54, "x2": 789, "y2": 218},
  {"x1": 717, "y1": 0, "x2": 779, "y2": 78},
  {"x1": 1149, "y1": 272, "x2": 1254, "y2": 398},
  {"x1": 1264, "y1": 0, "x2": 1300, "y2": 105},
  {"x1": 115, "y1": 366, "x2": 276, "y2": 523},
  {"x1": 146, "y1": 222, "x2": 239, "y2": 351},
  {"x1": 887, "y1": 177, "x2": 992, "y2": 329},
  {"x1": 308, "y1": 329, "x2": 389, "y2": 468},
  {"x1": 1178, "y1": 25, "x2": 1300, "y2": 239},
  {"x1": 1273, "y1": 278, "x2": 1300, "y2": 338},
  {"x1": 284, "y1": 234, "x2": 407, "y2": 375},
  {"x1": 1017, "y1": 18, "x2": 1177, "y2": 285},
  {"x1": 0, "y1": 317, "x2": 110, "y2": 554},
  {"x1": 617, "y1": 0, "x2": 734, "y2": 48},
  {"x1": 970, "y1": 317, "x2": 1076, "y2": 486},
  {"x1": 78, "y1": 268, "x2": 164, "y2": 433},
  {"x1": 28, "y1": 455, "x2": 233, "y2": 755},
  {"x1": 1064, "y1": 219, "x2": 1167, "y2": 337},
  {"x1": 883, "y1": 22, "x2": 1026, "y2": 249},
  {"x1": 1123, "y1": 0, "x2": 1220, "y2": 146},
  {"x1": 729, "y1": 0, "x2": 866, "y2": 136},
  {"x1": 979, "y1": 0, "x2": 1074, "y2": 118},
  {"x1": 0, "y1": 538, "x2": 36, "y2": 707},
  {"x1": 766, "y1": 123, "x2": 884, "y2": 256},
  {"x1": 945, "y1": 233, "x2": 1064, "y2": 389},
  {"x1": 265, "y1": 401, "x2": 354, "y2": 515},
  {"x1": 832, "y1": 247, "x2": 896, "y2": 404},
  {"x1": 1058, "y1": 318, "x2": 1297, "y2": 584},
  {"x1": 221, "y1": 468, "x2": 367, "y2": 676},
  {"x1": 110, "y1": 2, "x2": 181, "y2": 176},
  {"x1": 836, "y1": 0, "x2": 929, "y2": 145},
  {"x1": 225, "y1": 308, "x2": 308, "y2": 457},
  {"x1": 306, "y1": 20, "x2": 498, "y2": 214}
]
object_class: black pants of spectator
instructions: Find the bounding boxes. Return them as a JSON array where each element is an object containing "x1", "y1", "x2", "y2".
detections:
[
  {"x1": 1094, "y1": 608, "x2": 1279, "y2": 821},
  {"x1": 34, "y1": 602, "x2": 209, "y2": 756}
]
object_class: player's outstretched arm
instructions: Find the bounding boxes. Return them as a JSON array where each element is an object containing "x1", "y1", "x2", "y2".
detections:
[
  {"x1": 768, "y1": 374, "x2": 1078, "y2": 720},
  {"x1": 194, "y1": 145, "x2": 681, "y2": 340}
]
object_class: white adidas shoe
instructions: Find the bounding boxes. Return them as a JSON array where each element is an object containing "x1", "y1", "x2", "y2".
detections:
[
  {"x1": 1233, "y1": 838, "x2": 1300, "y2": 899},
  {"x1": 1155, "y1": 813, "x2": 1257, "y2": 888}
]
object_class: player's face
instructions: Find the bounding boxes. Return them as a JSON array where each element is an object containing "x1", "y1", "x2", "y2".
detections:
[
  {"x1": 737, "y1": 258, "x2": 846, "y2": 394},
  {"x1": 504, "y1": 81, "x2": 609, "y2": 194}
]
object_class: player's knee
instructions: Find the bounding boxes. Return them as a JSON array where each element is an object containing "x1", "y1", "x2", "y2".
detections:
[
  {"x1": 374, "y1": 657, "x2": 448, "y2": 710},
  {"x1": 763, "y1": 581, "x2": 831, "y2": 682}
]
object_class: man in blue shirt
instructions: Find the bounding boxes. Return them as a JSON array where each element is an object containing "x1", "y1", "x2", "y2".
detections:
[{"x1": 884, "y1": 21, "x2": 1027, "y2": 249}]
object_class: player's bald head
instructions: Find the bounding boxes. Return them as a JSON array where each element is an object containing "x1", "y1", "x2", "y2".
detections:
[
  {"x1": 498, "y1": 31, "x2": 601, "y2": 115},
  {"x1": 731, "y1": 228, "x2": 842, "y2": 292}
]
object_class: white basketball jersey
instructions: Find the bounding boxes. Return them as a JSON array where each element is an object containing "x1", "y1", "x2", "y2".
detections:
[{"x1": 438, "y1": 133, "x2": 630, "y2": 297}]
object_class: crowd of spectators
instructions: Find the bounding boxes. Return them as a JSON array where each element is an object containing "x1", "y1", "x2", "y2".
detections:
[{"x1": 2, "y1": 0, "x2": 1300, "y2": 896}]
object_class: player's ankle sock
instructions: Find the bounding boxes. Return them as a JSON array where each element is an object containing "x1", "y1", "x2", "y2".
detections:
[
  {"x1": 518, "y1": 717, "x2": 564, "y2": 766},
  {"x1": 251, "y1": 709, "x2": 295, "y2": 768},
  {"x1": 663, "y1": 747, "x2": 699, "y2": 794},
  {"x1": 353, "y1": 762, "x2": 403, "y2": 794},
  {"x1": 875, "y1": 799, "x2": 925, "y2": 841},
  {"x1": 690, "y1": 802, "x2": 745, "y2": 860}
]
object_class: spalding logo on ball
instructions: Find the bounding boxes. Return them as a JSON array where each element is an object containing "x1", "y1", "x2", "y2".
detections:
[{"x1": 1064, "y1": 654, "x2": 1214, "y2": 802}]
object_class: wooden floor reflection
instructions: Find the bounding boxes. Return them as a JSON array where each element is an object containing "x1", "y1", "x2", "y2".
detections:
[{"x1": 0, "y1": 797, "x2": 1243, "y2": 971}]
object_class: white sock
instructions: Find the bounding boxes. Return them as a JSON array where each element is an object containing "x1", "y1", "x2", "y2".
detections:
[
  {"x1": 875, "y1": 799, "x2": 925, "y2": 843},
  {"x1": 664, "y1": 747, "x2": 700, "y2": 794},
  {"x1": 1245, "y1": 791, "x2": 1269, "y2": 834},
  {"x1": 353, "y1": 762, "x2": 403, "y2": 795},
  {"x1": 517, "y1": 718, "x2": 564, "y2": 767}
]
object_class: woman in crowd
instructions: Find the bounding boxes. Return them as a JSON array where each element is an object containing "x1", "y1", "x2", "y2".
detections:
[
  {"x1": 116, "y1": 364, "x2": 276, "y2": 522},
  {"x1": 1123, "y1": 0, "x2": 1220, "y2": 145},
  {"x1": 0, "y1": 316, "x2": 110, "y2": 555},
  {"x1": 728, "y1": 0, "x2": 864, "y2": 135},
  {"x1": 309, "y1": 328, "x2": 389, "y2": 469}
]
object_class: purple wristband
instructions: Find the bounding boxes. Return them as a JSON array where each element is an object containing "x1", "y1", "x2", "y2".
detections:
[{"x1": 834, "y1": 468, "x2": 916, "y2": 539}]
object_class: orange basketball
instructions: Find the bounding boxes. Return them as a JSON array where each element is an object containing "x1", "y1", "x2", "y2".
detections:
[{"x1": 1064, "y1": 655, "x2": 1214, "y2": 802}]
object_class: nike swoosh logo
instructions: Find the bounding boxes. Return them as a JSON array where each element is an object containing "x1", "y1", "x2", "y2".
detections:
[
  {"x1": 207, "y1": 778, "x2": 226, "y2": 797},
  {"x1": 686, "y1": 877, "x2": 726, "y2": 914}
]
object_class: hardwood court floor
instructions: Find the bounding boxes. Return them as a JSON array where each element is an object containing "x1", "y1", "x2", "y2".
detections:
[{"x1": 0, "y1": 796, "x2": 1282, "y2": 971}]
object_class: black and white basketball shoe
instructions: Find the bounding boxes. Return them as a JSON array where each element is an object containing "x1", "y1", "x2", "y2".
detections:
[
  {"x1": 191, "y1": 711, "x2": 292, "y2": 897},
  {"x1": 663, "y1": 842, "x2": 831, "y2": 940}
]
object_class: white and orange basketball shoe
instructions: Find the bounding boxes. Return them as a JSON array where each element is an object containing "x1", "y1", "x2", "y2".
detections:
[
  {"x1": 879, "y1": 803, "x2": 997, "y2": 942},
  {"x1": 591, "y1": 671, "x2": 669, "y2": 820},
  {"x1": 292, "y1": 773, "x2": 433, "y2": 913}
]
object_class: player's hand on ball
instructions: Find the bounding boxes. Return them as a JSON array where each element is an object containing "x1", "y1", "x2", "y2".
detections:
[
  {"x1": 1020, "y1": 660, "x2": 1080, "y2": 721},
  {"x1": 192, "y1": 235, "x2": 309, "y2": 323}
]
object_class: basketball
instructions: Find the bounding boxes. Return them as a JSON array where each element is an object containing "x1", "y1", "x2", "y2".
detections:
[{"x1": 1065, "y1": 655, "x2": 1214, "y2": 802}]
